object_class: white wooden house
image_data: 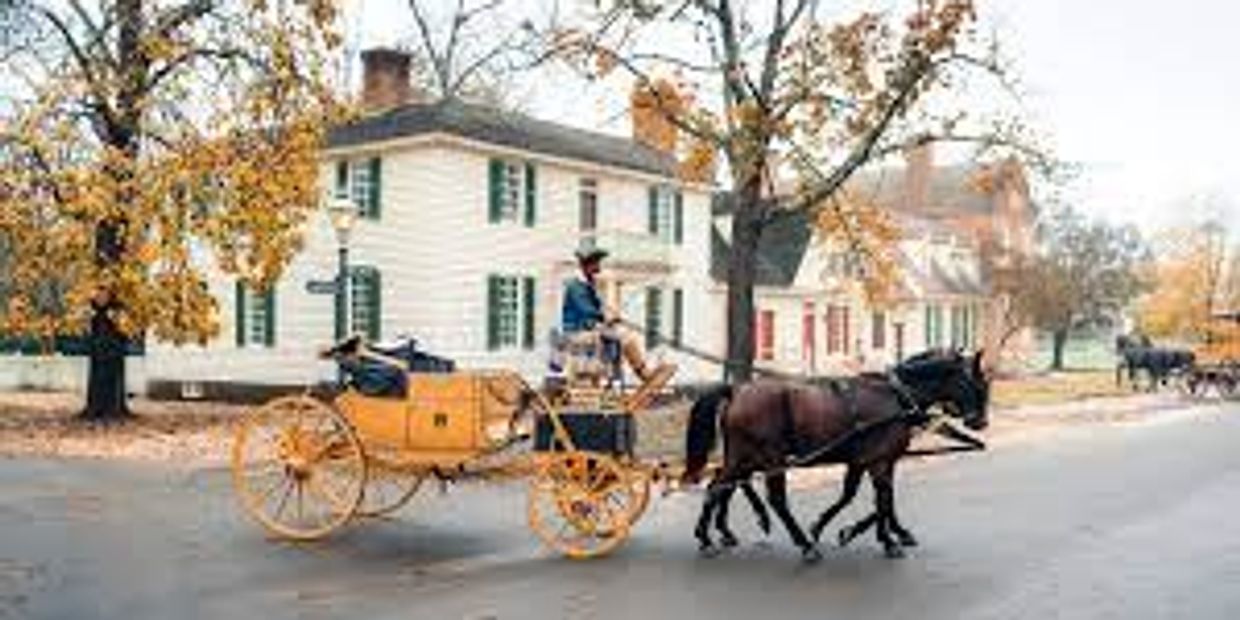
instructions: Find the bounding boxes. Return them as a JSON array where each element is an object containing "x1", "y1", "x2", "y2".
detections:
[{"x1": 139, "y1": 62, "x2": 717, "y2": 397}]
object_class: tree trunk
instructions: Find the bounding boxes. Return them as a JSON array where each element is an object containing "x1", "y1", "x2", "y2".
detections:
[
  {"x1": 83, "y1": 304, "x2": 130, "y2": 420},
  {"x1": 724, "y1": 175, "x2": 764, "y2": 383},
  {"x1": 1050, "y1": 328, "x2": 1068, "y2": 371},
  {"x1": 81, "y1": 0, "x2": 143, "y2": 421}
]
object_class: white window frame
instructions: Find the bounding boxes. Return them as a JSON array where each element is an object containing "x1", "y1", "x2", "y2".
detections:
[
  {"x1": 494, "y1": 275, "x2": 522, "y2": 348},
  {"x1": 652, "y1": 185, "x2": 675, "y2": 241},
  {"x1": 350, "y1": 268, "x2": 380, "y2": 339},
  {"x1": 497, "y1": 161, "x2": 525, "y2": 224},
  {"x1": 579, "y1": 178, "x2": 598, "y2": 231},
  {"x1": 244, "y1": 291, "x2": 271, "y2": 348}
]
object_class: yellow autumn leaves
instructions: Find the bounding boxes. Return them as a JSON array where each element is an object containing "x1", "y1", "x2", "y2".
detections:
[{"x1": 0, "y1": 0, "x2": 348, "y2": 348}]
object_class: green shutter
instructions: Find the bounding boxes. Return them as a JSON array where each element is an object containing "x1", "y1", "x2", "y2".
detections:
[
  {"x1": 367, "y1": 157, "x2": 382, "y2": 219},
  {"x1": 647, "y1": 186, "x2": 658, "y2": 234},
  {"x1": 522, "y1": 276, "x2": 535, "y2": 350},
  {"x1": 924, "y1": 305, "x2": 932, "y2": 349},
  {"x1": 486, "y1": 275, "x2": 500, "y2": 350},
  {"x1": 524, "y1": 162, "x2": 536, "y2": 227},
  {"x1": 673, "y1": 191, "x2": 684, "y2": 244},
  {"x1": 645, "y1": 287, "x2": 661, "y2": 349},
  {"x1": 368, "y1": 269, "x2": 382, "y2": 340},
  {"x1": 235, "y1": 281, "x2": 246, "y2": 347},
  {"x1": 488, "y1": 159, "x2": 504, "y2": 223},
  {"x1": 672, "y1": 288, "x2": 683, "y2": 346},
  {"x1": 263, "y1": 288, "x2": 276, "y2": 347},
  {"x1": 335, "y1": 161, "x2": 348, "y2": 198}
]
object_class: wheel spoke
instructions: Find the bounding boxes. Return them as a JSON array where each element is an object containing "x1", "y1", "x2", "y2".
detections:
[{"x1": 271, "y1": 478, "x2": 295, "y2": 520}]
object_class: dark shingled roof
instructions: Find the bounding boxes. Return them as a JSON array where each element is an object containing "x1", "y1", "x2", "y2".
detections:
[
  {"x1": 327, "y1": 99, "x2": 677, "y2": 177},
  {"x1": 710, "y1": 209, "x2": 813, "y2": 287}
]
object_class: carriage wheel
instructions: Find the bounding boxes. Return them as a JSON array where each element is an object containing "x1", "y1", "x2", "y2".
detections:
[
  {"x1": 527, "y1": 452, "x2": 641, "y2": 559},
  {"x1": 231, "y1": 395, "x2": 366, "y2": 541},
  {"x1": 626, "y1": 469, "x2": 652, "y2": 525},
  {"x1": 356, "y1": 456, "x2": 425, "y2": 518}
]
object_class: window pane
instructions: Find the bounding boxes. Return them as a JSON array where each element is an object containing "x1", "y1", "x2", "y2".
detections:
[
  {"x1": 579, "y1": 179, "x2": 598, "y2": 231},
  {"x1": 351, "y1": 161, "x2": 372, "y2": 216},
  {"x1": 501, "y1": 163, "x2": 523, "y2": 222},
  {"x1": 496, "y1": 276, "x2": 520, "y2": 346}
]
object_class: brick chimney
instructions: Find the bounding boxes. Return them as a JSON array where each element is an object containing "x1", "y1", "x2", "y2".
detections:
[
  {"x1": 360, "y1": 48, "x2": 413, "y2": 111},
  {"x1": 903, "y1": 142, "x2": 933, "y2": 211}
]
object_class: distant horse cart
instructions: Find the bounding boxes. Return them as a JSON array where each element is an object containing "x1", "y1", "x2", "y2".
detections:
[
  {"x1": 1116, "y1": 312, "x2": 1240, "y2": 398},
  {"x1": 1183, "y1": 311, "x2": 1240, "y2": 398}
]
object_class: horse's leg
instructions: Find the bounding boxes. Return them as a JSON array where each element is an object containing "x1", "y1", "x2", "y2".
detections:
[
  {"x1": 694, "y1": 475, "x2": 724, "y2": 554},
  {"x1": 883, "y1": 465, "x2": 917, "y2": 547},
  {"x1": 837, "y1": 511, "x2": 878, "y2": 547},
  {"x1": 740, "y1": 480, "x2": 772, "y2": 536},
  {"x1": 712, "y1": 482, "x2": 740, "y2": 548},
  {"x1": 868, "y1": 462, "x2": 904, "y2": 559},
  {"x1": 809, "y1": 463, "x2": 863, "y2": 542},
  {"x1": 763, "y1": 471, "x2": 820, "y2": 563}
]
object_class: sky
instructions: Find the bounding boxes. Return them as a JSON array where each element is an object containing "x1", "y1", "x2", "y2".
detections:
[{"x1": 351, "y1": 0, "x2": 1240, "y2": 237}]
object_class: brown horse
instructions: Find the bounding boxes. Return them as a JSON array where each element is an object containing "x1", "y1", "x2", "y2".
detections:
[{"x1": 682, "y1": 349, "x2": 990, "y2": 562}]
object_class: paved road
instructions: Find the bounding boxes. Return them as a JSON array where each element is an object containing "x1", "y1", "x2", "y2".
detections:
[{"x1": 3, "y1": 401, "x2": 1240, "y2": 620}]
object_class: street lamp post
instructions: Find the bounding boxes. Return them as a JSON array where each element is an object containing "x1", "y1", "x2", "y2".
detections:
[{"x1": 328, "y1": 198, "x2": 357, "y2": 342}]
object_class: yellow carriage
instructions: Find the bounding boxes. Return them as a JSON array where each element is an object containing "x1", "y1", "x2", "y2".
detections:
[{"x1": 231, "y1": 336, "x2": 673, "y2": 558}]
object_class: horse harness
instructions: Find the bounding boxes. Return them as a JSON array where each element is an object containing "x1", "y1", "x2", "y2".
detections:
[{"x1": 782, "y1": 370, "x2": 934, "y2": 468}]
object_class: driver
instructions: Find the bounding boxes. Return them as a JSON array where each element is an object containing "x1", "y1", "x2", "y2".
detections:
[{"x1": 561, "y1": 247, "x2": 669, "y2": 383}]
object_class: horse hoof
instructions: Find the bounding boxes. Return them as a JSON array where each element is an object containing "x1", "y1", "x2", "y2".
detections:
[
  {"x1": 720, "y1": 533, "x2": 739, "y2": 548},
  {"x1": 699, "y1": 543, "x2": 721, "y2": 558},
  {"x1": 898, "y1": 533, "x2": 919, "y2": 547},
  {"x1": 837, "y1": 527, "x2": 854, "y2": 548},
  {"x1": 802, "y1": 546, "x2": 823, "y2": 564},
  {"x1": 759, "y1": 519, "x2": 772, "y2": 536},
  {"x1": 884, "y1": 545, "x2": 906, "y2": 559}
]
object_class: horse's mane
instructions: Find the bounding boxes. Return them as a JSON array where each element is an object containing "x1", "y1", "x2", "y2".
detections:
[{"x1": 896, "y1": 349, "x2": 964, "y2": 381}]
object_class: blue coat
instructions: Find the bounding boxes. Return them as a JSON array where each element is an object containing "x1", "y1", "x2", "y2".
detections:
[{"x1": 561, "y1": 278, "x2": 604, "y2": 332}]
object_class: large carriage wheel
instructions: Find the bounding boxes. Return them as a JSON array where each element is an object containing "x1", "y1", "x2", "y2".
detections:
[
  {"x1": 625, "y1": 468, "x2": 652, "y2": 525},
  {"x1": 527, "y1": 452, "x2": 642, "y2": 559},
  {"x1": 356, "y1": 455, "x2": 425, "y2": 518},
  {"x1": 231, "y1": 395, "x2": 366, "y2": 540}
]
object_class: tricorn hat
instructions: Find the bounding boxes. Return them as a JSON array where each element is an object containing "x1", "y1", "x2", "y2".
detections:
[{"x1": 574, "y1": 247, "x2": 609, "y2": 264}]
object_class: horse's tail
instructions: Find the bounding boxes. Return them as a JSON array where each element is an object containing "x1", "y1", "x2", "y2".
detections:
[{"x1": 683, "y1": 383, "x2": 732, "y2": 484}]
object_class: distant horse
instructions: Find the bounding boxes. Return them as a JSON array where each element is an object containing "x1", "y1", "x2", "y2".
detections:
[
  {"x1": 1115, "y1": 334, "x2": 1195, "y2": 391},
  {"x1": 682, "y1": 350, "x2": 990, "y2": 561}
]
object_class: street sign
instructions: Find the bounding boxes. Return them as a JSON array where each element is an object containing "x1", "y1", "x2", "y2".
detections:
[{"x1": 305, "y1": 279, "x2": 339, "y2": 295}]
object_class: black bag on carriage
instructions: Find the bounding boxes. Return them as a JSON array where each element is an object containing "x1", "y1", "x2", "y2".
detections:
[
  {"x1": 339, "y1": 357, "x2": 408, "y2": 398},
  {"x1": 369, "y1": 338, "x2": 456, "y2": 373}
]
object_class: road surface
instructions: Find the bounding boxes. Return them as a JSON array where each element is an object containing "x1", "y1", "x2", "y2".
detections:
[{"x1": 2, "y1": 401, "x2": 1239, "y2": 619}]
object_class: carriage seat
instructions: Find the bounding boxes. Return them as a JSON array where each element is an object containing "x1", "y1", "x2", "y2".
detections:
[{"x1": 547, "y1": 328, "x2": 621, "y2": 388}]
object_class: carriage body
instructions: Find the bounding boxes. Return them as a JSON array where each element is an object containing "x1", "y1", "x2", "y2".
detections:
[
  {"x1": 231, "y1": 342, "x2": 662, "y2": 559},
  {"x1": 336, "y1": 371, "x2": 527, "y2": 466}
]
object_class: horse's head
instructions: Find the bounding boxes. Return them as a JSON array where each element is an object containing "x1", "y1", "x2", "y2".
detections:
[{"x1": 896, "y1": 349, "x2": 990, "y2": 431}]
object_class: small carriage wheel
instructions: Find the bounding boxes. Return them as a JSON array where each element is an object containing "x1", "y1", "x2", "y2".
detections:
[
  {"x1": 231, "y1": 395, "x2": 367, "y2": 541},
  {"x1": 527, "y1": 451, "x2": 639, "y2": 559},
  {"x1": 356, "y1": 456, "x2": 425, "y2": 518}
]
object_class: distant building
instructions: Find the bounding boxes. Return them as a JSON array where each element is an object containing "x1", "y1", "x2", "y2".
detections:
[{"x1": 708, "y1": 145, "x2": 1035, "y2": 376}]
